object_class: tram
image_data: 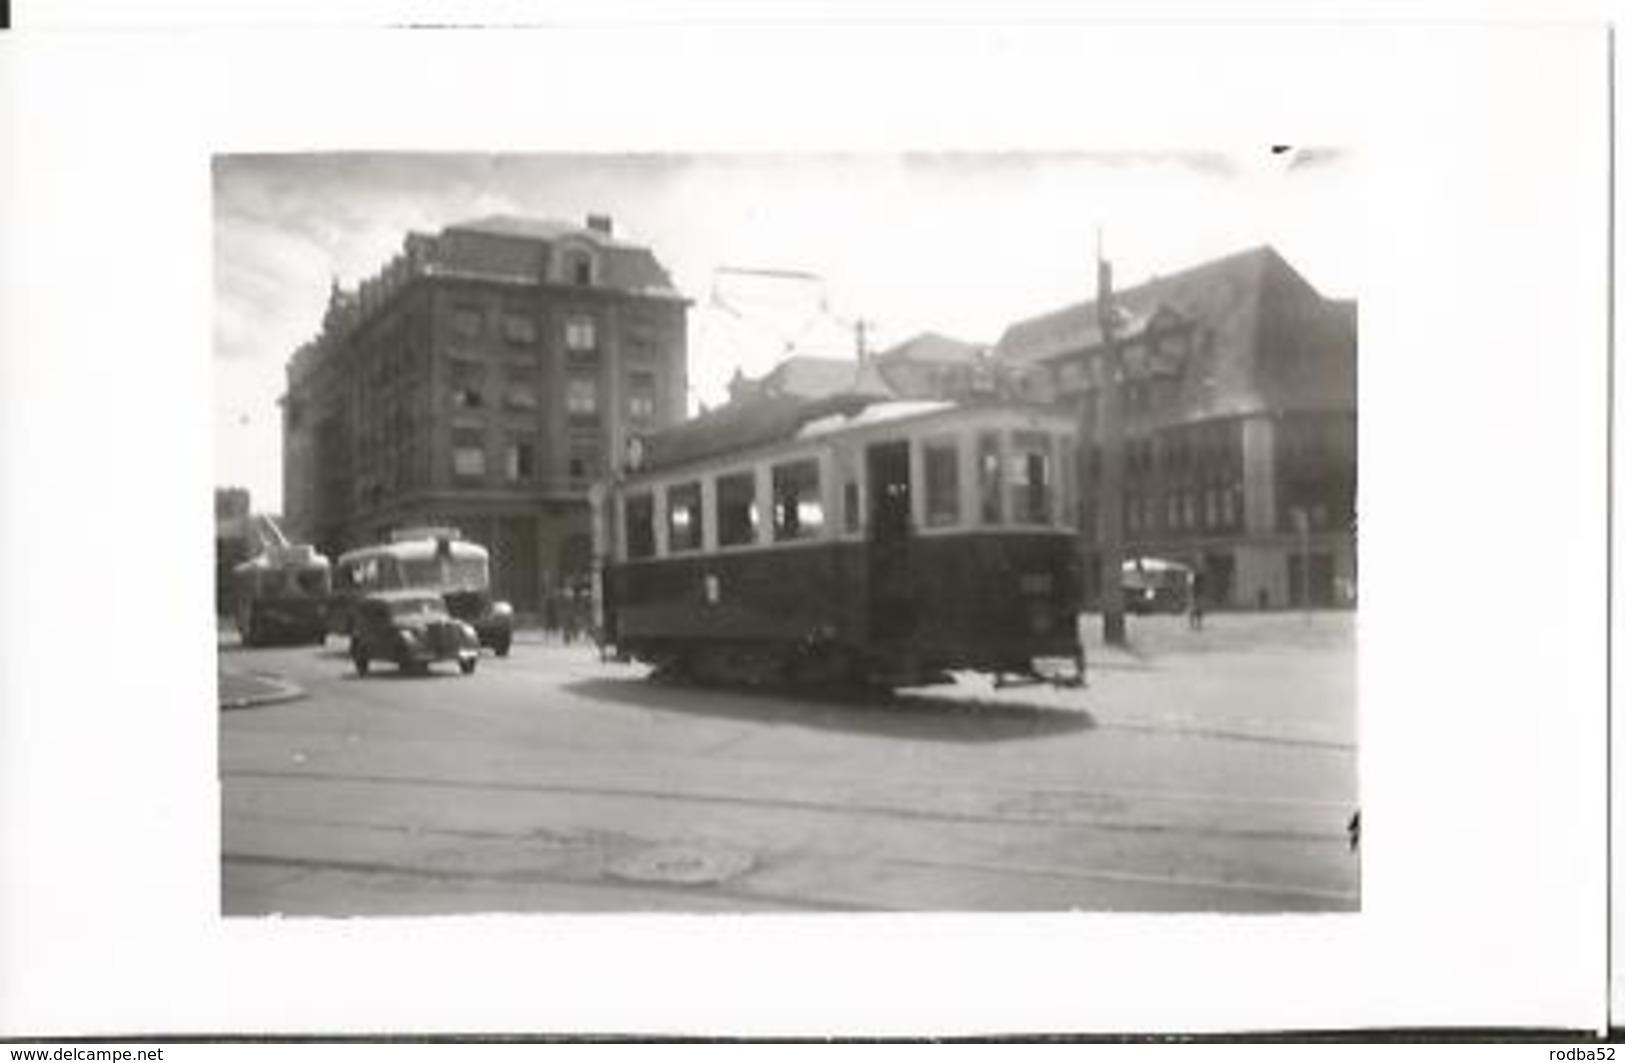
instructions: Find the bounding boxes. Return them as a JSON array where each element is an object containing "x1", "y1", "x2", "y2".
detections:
[{"x1": 598, "y1": 394, "x2": 1084, "y2": 688}]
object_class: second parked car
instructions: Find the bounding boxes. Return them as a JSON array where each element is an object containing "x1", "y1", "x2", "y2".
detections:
[{"x1": 349, "y1": 590, "x2": 481, "y2": 677}]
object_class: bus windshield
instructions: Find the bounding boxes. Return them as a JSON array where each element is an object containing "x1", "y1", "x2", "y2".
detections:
[
  {"x1": 388, "y1": 595, "x2": 451, "y2": 622},
  {"x1": 400, "y1": 555, "x2": 488, "y2": 591}
]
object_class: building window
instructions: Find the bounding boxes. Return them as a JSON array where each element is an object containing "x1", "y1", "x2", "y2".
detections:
[
  {"x1": 504, "y1": 377, "x2": 540, "y2": 411},
  {"x1": 505, "y1": 438, "x2": 536, "y2": 482},
  {"x1": 978, "y1": 431, "x2": 1004, "y2": 524},
  {"x1": 449, "y1": 363, "x2": 486, "y2": 410},
  {"x1": 565, "y1": 315, "x2": 597, "y2": 352},
  {"x1": 567, "y1": 374, "x2": 599, "y2": 418},
  {"x1": 923, "y1": 440, "x2": 960, "y2": 528},
  {"x1": 1009, "y1": 432, "x2": 1053, "y2": 524},
  {"x1": 627, "y1": 371, "x2": 657, "y2": 421},
  {"x1": 772, "y1": 459, "x2": 823, "y2": 541},
  {"x1": 568, "y1": 251, "x2": 594, "y2": 287},
  {"x1": 502, "y1": 313, "x2": 537, "y2": 345},
  {"x1": 568, "y1": 442, "x2": 599, "y2": 484},
  {"x1": 452, "y1": 440, "x2": 486, "y2": 480},
  {"x1": 716, "y1": 470, "x2": 759, "y2": 547},
  {"x1": 666, "y1": 481, "x2": 704, "y2": 553},
  {"x1": 625, "y1": 493, "x2": 655, "y2": 560},
  {"x1": 451, "y1": 305, "x2": 483, "y2": 339}
]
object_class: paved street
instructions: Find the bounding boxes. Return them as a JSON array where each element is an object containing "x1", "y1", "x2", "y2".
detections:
[{"x1": 220, "y1": 613, "x2": 1358, "y2": 915}]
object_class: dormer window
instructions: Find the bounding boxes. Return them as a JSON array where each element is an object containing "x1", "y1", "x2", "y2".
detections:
[{"x1": 552, "y1": 238, "x2": 600, "y2": 287}]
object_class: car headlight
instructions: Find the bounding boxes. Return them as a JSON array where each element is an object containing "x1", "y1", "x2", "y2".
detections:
[
  {"x1": 395, "y1": 629, "x2": 420, "y2": 648},
  {"x1": 458, "y1": 622, "x2": 478, "y2": 641},
  {"x1": 491, "y1": 601, "x2": 513, "y2": 618}
]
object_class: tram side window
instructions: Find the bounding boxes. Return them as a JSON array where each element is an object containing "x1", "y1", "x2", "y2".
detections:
[
  {"x1": 666, "y1": 481, "x2": 704, "y2": 553},
  {"x1": 772, "y1": 459, "x2": 824, "y2": 541},
  {"x1": 716, "y1": 471, "x2": 759, "y2": 547},
  {"x1": 978, "y1": 431, "x2": 1004, "y2": 525},
  {"x1": 924, "y1": 440, "x2": 960, "y2": 527},
  {"x1": 1010, "y1": 431, "x2": 1053, "y2": 524},
  {"x1": 625, "y1": 492, "x2": 655, "y2": 560}
]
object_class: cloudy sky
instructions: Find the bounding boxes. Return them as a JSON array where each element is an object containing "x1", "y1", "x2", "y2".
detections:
[{"x1": 214, "y1": 150, "x2": 1359, "y2": 513}]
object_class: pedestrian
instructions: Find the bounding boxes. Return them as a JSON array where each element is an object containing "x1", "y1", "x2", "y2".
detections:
[
  {"x1": 543, "y1": 592, "x2": 560, "y2": 642},
  {"x1": 1188, "y1": 568, "x2": 1205, "y2": 631}
]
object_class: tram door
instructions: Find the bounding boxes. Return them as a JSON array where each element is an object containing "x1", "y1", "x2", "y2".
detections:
[{"x1": 866, "y1": 440, "x2": 915, "y2": 640}]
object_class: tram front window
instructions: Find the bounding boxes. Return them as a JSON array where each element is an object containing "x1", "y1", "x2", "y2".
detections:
[
  {"x1": 1010, "y1": 431, "x2": 1054, "y2": 524},
  {"x1": 978, "y1": 431, "x2": 1004, "y2": 525},
  {"x1": 923, "y1": 440, "x2": 960, "y2": 527}
]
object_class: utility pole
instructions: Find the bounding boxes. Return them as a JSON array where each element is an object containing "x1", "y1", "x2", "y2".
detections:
[
  {"x1": 1294, "y1": 505, "x2": 1312, "y2": 627},
  {"x1": 1095, "y1": 239, "x2": 1128, "y2": 646}
]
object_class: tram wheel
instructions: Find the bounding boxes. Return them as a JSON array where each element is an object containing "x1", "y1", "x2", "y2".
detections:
[{"x1": 787, "y1": 643, "x2": 861, "y2": 689}]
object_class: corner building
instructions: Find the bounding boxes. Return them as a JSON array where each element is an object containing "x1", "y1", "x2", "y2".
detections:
[
  {"x1": 995, "y1": 246, "x2": 1356, "y2": 610},
  {"x1": 281, "y1": 214, "x2": 689, "y2": 614}
]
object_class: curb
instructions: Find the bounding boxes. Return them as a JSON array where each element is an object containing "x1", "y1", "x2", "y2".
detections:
[{"x1": 219, "y1": 672, "x2": 307, "y2": 710}]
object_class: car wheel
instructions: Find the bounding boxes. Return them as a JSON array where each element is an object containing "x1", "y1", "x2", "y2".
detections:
[
  {"x1": 494, "y1": 635, "x2": 511, "y2": 658},
  {"x1": 353, "y1": 652, "x2": 369, "y2": 677},
  {"x1": 459, "y1": 656, "x2": 477, "y2": 675}
]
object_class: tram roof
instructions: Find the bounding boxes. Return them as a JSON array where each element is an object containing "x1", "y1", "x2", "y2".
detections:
[
  {"x1": 635, "y1": 393, "x2": 880, "y2": 472},
  {"x1": 337, "y1": 538, "x2": 489, "y2": 564},
  {"x1": 633, "y1": 394, "x2": 1070, "y2": 475}
]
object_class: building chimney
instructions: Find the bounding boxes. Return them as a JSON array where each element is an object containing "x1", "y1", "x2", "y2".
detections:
[{"x1": 585, "y1": 213, "x2": 613, "y2": 236}]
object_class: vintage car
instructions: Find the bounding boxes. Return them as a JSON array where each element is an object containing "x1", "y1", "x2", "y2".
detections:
[{"x1": 349, "y1": 590, "x2": 481, "y2": 677}]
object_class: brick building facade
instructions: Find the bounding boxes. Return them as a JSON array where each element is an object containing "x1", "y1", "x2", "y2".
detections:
[
  {"x1": 280, "y1": 214, "x2": 689, "y2": 613},
  {"x1": 995, "y1": 245, "x2": 1356, "y2": 609}
]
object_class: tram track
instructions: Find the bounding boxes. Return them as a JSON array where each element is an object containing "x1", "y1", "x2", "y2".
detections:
[
  {"x1": 223, "y1": 764, "x2": 1349, "y2": 845},
  {"x1": 222, "y1": 851, "x2": 877, "y2": 912},
  {"x1": 223, "y1": 828, "x2": 1353, "y2": 913}
]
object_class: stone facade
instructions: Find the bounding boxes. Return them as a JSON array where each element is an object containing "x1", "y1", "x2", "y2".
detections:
[
  {"x1": 281, "y1": 215, "x2": 689, "y2": 613},
  {"x1": 995, "y1": 245, "x2": 1357, "y2": 609}
]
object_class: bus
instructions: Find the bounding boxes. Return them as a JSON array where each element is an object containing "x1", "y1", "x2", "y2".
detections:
[
  {"x1": 1121, "y1": 556, "x2": 1194, "y2": 614},
  {"x1": 329, "y1": 528, "x2": 514, "y2": 656}
]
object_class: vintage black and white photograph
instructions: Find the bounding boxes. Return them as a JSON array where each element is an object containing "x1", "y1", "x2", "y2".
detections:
[
  {"x1": 2, "y1": 13, "x2": 1612, "y2": 1038},
  {"x1": 214, "y1": 151, "x2": 1360, "y2": 917}
]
